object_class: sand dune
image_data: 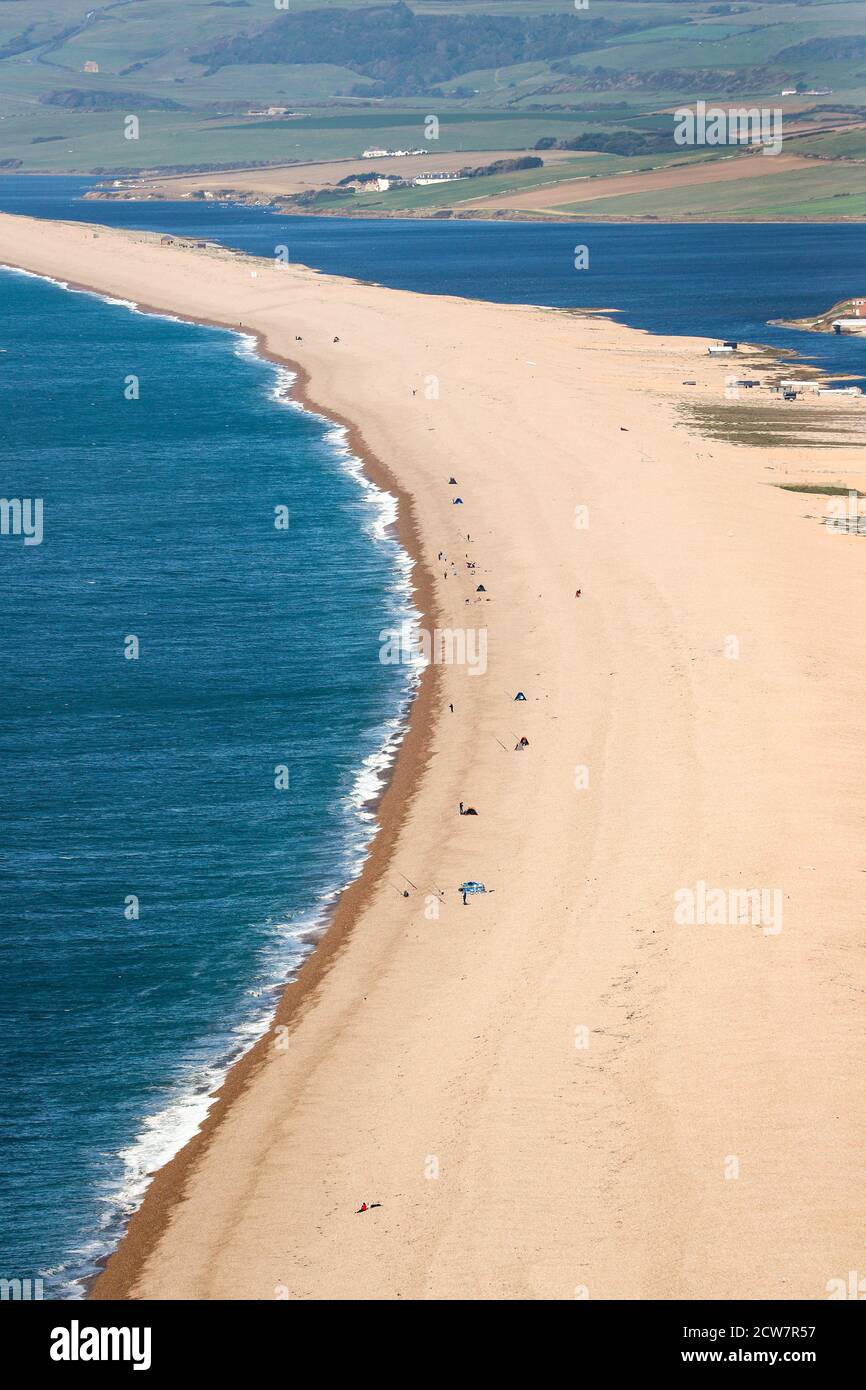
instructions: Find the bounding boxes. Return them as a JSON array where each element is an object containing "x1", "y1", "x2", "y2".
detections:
[{"x1": 1, "y1": 212, "x2": 862, "y2": 1300}]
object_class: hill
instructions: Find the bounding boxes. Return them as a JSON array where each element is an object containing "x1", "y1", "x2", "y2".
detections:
[
  {"x1": 0, "y1": 0, "x2": 864, "y2": 220},
  {"x1": 191, "y1": 1, "x2": 651, "y2": 95}
]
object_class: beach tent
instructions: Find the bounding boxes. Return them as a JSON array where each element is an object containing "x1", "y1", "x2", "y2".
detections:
[
  {"x1": 514, "y1": 692, "x2": 526, "y2": 701},
  {"x1": 476, "y1": 584, "x2": 486, "y2": 592},
  {"x1": 449, "y1": 477, "x2": 457, "y2": 484},
  {"x1": 460, "y1": 881, "x2": 487, "y2": 895},
  {"x1": 453, "y1": 498, "x2": 464, "y2": 505}
]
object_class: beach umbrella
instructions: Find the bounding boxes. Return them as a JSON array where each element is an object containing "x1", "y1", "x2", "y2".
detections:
[{"x1": 460, "y1": 881, "x2": 487, "y2": 895}]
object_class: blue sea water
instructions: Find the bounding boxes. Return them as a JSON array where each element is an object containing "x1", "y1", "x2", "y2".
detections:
[
  {"x1": 0, "y1": 175, "x2": 864, "y2": 381},
  {"x1": 0, "y1": 266, "x2": 418, "y2": 1296},
  {"x1": 1, "y1": 176, "x2": 864, "y2": 1297}
]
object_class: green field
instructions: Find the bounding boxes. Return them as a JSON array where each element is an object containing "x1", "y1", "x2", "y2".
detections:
[
  {"x1": 0, "y1": 109, "x2": 693, "y2": 173},
  {"x1": 563, "y1": 158, "x2": 866, "y2": 220},
  {"x1": 0, "y1": 0, "x2": 863, "y2": 222}
]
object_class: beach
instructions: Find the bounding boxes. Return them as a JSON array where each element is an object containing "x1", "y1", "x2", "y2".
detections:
[{"x1": 2, "y1": 211, "x2": 863, "y2": 1300}]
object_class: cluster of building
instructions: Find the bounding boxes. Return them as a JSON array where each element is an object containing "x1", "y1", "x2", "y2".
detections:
[
  {"x1": 832, "y1": 300, "x2": 866, "y2": 334},
  {"x1": 362, "y1": 147, "x2": 429, "y2": 159},
  {"x1": 724, "y1": 376, "x2": 862, "y2": 400},
  {"x1": 372, "y1": 171, "x2": 465, "y2": 192},
  {"x1": 159, "y1": 236, "x2": 221, "y2": 251},
  {"x1": 701, "y1": 340, "x2": 862, "y2": 400},
  {"x1": 774, "y1": 379, "x2": 862, "y2": 398}
]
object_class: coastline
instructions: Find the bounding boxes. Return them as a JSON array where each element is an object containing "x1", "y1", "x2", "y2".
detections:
[
  {"x1": 2, "y1": 211, "x2": 865, "y2": 1299},
  {"x1": 77, "y1": 189, "x2": 866, "y2": 225},
  {"x1": 0, "y1": 258, "x2": 440, "y2": 1298},
  {"x1": 88, "y1": 332, "x2": 444, "y2": 1300}
]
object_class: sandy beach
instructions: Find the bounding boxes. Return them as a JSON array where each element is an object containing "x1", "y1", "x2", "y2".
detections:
[{"x1": 2, "y1": 211, "x2": 863, "y2": 1301}]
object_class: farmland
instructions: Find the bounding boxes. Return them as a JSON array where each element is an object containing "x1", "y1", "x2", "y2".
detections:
[{"x1": 0, "y1": 0, "x2": 865, "y2": 220}]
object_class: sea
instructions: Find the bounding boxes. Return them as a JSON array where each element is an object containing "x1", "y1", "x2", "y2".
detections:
[{"x1": 0, "y1": 175, "x2": 863, "y2": 1298}]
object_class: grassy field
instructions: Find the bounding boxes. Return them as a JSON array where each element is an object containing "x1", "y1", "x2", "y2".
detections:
[
  {"x1": 559, "y1": 158, "x2": 866, "y2": 219},
  {"x1": 0, "y1": 110, "x2": 689, "y2": 174},
  {"x1": 684, "y1": 399, "x2": 866, "y2": 448},
  {"x1": 0, "y1": 0, "x2": 863, "y2": 222}
]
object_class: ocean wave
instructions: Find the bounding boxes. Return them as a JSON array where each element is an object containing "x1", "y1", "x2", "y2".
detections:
[
  {"x1": 50, "y1": 322, "x2": 424, "y2": 1299},
  {"x1": 0, "y1": 263, "x2": 183, "y2": 322}
]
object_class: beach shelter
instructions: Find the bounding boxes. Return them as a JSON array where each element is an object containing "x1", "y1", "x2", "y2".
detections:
[
  {"x1": 449, "y1": 477, "x2": 457, "y2": 484},
  {"x1": 460, "y1": 881, "x2": 487, "y2": 895},
  {"x1": 514, "y1": 692, "x2": 526, "y2": 701},
  {"x1": 476, "y1": 584, "x2": 486, "y2": 592},
  {"x1": 453, "y1": 498, "x2": 464, "y2": 505}
]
